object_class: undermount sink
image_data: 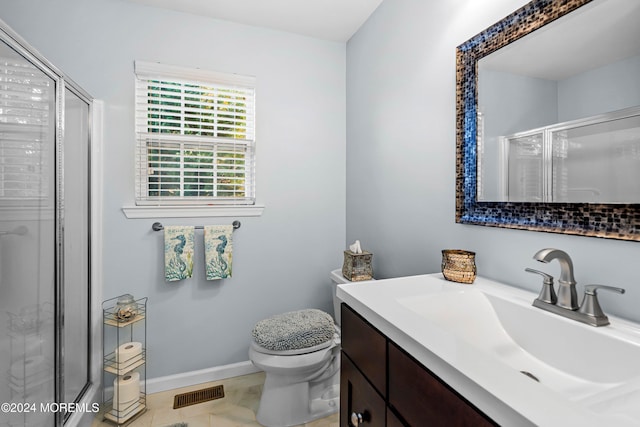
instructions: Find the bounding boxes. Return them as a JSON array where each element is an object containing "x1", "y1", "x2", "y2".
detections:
[{"x1": 337, "y1": 273, "x2": 640, "y2": 426}]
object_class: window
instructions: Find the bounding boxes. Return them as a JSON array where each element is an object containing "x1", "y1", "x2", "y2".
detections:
[{"x1": 134, "y1": 61, "x2": 255, "y2": 206}]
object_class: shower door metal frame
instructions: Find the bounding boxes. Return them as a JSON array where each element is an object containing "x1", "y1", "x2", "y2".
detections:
[
  {"x1": 498, "y1": 105, "x2": 640, "y2": 203},
  {"x1": 0, "y1": 19, "x2": 94, "y2": 427}
]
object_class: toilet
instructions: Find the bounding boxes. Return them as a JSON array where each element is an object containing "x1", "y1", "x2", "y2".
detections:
[{"x1": 249, "y1": 269, "x2": 350, "y2": 427}]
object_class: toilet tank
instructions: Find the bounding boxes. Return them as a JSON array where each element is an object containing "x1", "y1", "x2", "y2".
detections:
[
  {"x1": 333, "y1": 268, "x2": 376, "y2": 326},
  {"x1": 329, "y1": 269, "x2": 349, "y2": 326},
  {"x1": 330, "y1": 269, "x2": 376, "y2": 326}
]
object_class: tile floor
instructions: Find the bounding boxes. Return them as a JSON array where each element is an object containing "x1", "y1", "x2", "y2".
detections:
[{"x1": 91, "y1": 372, "x2": 339, "y2": 427}]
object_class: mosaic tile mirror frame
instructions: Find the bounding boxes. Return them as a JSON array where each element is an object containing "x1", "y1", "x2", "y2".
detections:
[{"x1": 455, "y1": 0, "x2": 640, "y2": 241}]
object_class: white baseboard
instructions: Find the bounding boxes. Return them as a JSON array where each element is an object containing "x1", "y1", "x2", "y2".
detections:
[{"x1": 146, "y1": 361, "x2": 262, "y2": 394}]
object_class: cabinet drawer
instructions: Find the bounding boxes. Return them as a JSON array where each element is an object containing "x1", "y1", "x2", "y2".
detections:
[
  {"x1": 341, "y1": 352, "x2": 386, "y2": 427},
  {"x1": 388, "y1": 342, "x2": 496, "y2": 427},
  {"x1": 341, "y1": 303, "x2": 387, "y2": 396}
]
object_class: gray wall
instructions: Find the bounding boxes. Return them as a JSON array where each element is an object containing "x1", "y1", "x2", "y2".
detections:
[
  {"x1": 346, "y1": 0, "x2": 640, "y2": 323},
  {"x1": 559, "y1": 54, "x2": 640, "y2": 122},
  {"x1": 2, "y1": 0, "x2": 346, "y2": 379},
  {"x1": 478, "y1": 70, "x2": 558, "y2": 200}
]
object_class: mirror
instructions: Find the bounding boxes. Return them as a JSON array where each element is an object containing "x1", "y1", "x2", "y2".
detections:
[
  {"x1": 456, "y1": 0, "x2": 640, "y2": 240},
  {"x1": 477, "y1": 1, "x2": 640, "y2": 203}
]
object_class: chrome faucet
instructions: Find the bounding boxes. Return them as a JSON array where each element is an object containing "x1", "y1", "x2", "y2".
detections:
[
  {"x1": 533, "y1": 248, "x2": 578, "y2": 310},
  {"x1": 526, "y1": 248, "x2": 625, "y2": 327}
]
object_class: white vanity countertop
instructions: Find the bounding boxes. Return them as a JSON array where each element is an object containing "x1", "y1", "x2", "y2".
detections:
[{"x1": 337, "y1": 273, "x2": 640, "y2": 427}]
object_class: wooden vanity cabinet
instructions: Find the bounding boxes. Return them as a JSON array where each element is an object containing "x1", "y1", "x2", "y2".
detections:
[
  {"x1": 340, "y1": 303, "x2": 497, "y2": 427},
  {"x1": 341, "y1": 352, "x2": 386, "y2": 427},
  {"x1": 341, "y1": 301, "x2": 387, "y2": 426},
  {"x1": 386, "y1": 408, "x2": 405, "y2": 427},
  {"x1": 341, "y1": 300, "x2": 387, "y2": 395},
  {"x1": 388, "y1": 342, "x2": 496, "y2": 427}
]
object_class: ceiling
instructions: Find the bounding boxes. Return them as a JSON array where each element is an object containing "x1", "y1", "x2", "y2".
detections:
[
  {"x1": 480, "y1": 0, "x2": 640, "y2": 81},
  {"x1": 123, "y1": 0, "x2": 384, "y2": 42}
]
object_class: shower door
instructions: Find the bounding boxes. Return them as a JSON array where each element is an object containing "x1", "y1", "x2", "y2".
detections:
[
  {"x1": 0, "y1": 36, "x2": 57, "y2": 427},
  {"x1": 61, "y1": 85, "x2": 92, "y2": 418},
  {"x1": 0, "y1": 21, "x2": 93, "y2": 427}
]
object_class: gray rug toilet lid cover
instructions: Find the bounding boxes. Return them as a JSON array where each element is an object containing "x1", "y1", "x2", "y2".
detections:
[{"x1": 252, "y1": 308, "x2": 335, "y2": 351}]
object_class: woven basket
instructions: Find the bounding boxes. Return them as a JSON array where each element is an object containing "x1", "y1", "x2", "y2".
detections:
[{"x1": 441, "y1": 249, "x2": 476, "y2": 284}]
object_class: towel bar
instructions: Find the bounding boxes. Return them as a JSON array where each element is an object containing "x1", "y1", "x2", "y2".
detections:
[{"x1": 152, "y1": 221, "x2": 241, "y2": 232}]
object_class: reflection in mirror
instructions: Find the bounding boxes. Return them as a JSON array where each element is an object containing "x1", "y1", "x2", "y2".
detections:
[
  {"x1": 476, "y1": 0, "x2": 640, "y2": 203},
  {"x1": 456, "y1": 0, "x2": 640, "y2": 240},
  {"x1": 483, "y1": 107, "x2": 640, "y2": 203}
]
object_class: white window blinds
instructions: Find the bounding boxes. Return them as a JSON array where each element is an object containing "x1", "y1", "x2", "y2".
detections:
[
  {"x1": 134, "y1": 61, "x2": 256, "y2": 205},
  {"x1": 0, "y1": 57, "x2": 52, "y2": 202}
]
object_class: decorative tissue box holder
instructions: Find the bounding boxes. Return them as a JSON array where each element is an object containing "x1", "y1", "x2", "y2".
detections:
[
  {"x1": 441, "y1": 249, "x2": 476, "y2": 284},
  {"x1": 342, "y1": 250, "x2": 373, "y2": 281}
]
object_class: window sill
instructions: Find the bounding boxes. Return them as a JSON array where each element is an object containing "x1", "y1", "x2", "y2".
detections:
[{"x1": 122, "y1": 204, "x2": 265, "y2": 219}]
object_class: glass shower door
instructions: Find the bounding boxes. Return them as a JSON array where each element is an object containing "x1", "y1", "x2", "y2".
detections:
[
  {"x1": 0, "y1": 24, "x2": 93, "y2": 426},
  {"x1": 62, "y1": 88, "x2": 91, "y2": 409},
  {"x1": 0, "y1": 39, "x2": 56, "y2": 427}
]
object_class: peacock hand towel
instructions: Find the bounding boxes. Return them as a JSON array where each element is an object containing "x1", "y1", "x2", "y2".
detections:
[
  {"x1": 204, "y1": 225, "x2": 233, "y2": 280},
  {"x1": 164, "y1": 226, "x2": 195, "y2": 282}
]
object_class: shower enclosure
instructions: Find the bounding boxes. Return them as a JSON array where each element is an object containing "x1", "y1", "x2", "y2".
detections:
[{"x1": 0, "y1": 20, "x2": 95, "y2": 427}]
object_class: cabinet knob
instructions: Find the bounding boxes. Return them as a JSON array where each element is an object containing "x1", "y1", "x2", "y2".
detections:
[{"x1": 351, "y1": 411, "x2": 364, "y2": 425}]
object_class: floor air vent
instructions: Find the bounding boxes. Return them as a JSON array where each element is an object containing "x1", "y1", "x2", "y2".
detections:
[{"x1": 173, "y1": 385, "x2": 225, "y2": 409}]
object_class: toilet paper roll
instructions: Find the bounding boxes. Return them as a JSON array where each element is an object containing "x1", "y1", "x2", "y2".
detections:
[
  {"x1": 115, "y1": 341, "x2": 142, "y2": 366},
  {"x1": 113, "y1": 372, "x2": 140, "y2": 411}
]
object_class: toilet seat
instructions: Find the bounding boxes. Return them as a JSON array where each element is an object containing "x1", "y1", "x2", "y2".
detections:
[
  {"x1": 251, "y1": 338, "x2": 334, "y2": 356},
  {"x1": 249, "y1": 338, "x2": 337, "y2": 374},
  {"x1": 252, "y1": 308, "x2": 336, "y2": 352}
]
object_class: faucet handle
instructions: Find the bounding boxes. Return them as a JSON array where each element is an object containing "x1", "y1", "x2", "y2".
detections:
[
  {"x1": 578, "y1": 284, "x2": 626, "y2": 326},
  {"x1": 525, "y1": 268, "x2": 557, "y2": 304},
  {"x1": 583, "y1": 284, "x2": 625, "y2": 296}
]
